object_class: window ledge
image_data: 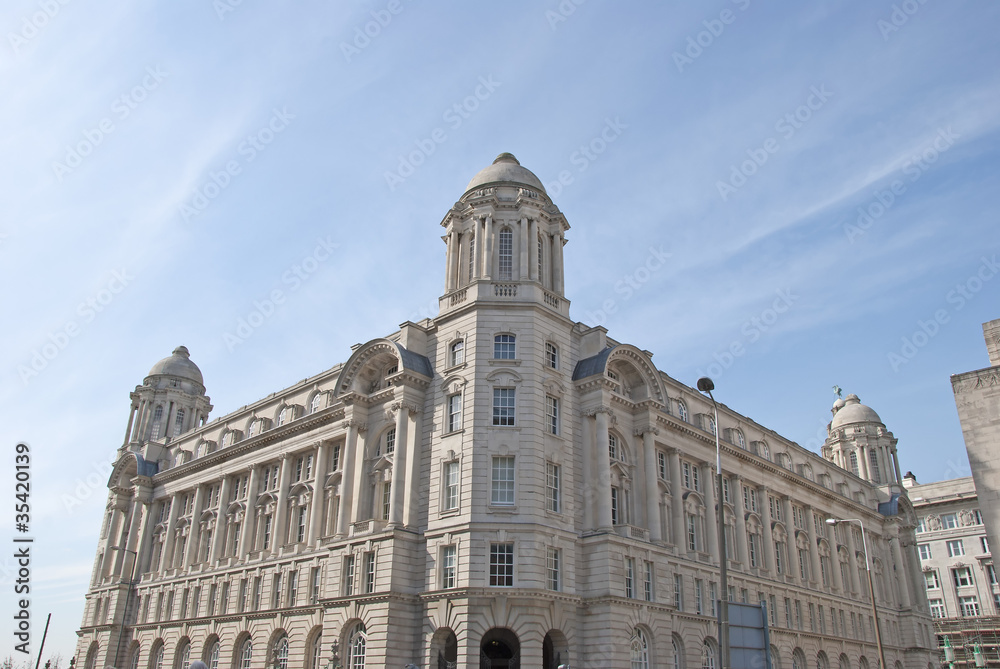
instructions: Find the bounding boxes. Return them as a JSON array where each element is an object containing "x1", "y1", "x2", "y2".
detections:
[
  {"x1": 443, "y1": 361, "x2": 467, "y2": 374},
  {"x1": 488, "y1": 358, "x2": 522, "y2": 366},
  {"x1": 488, "y1": 505, "x2": 518, "y2": 513},
  {"x1": 442, "y1": 428, "x2": 465, "y2": 438}
]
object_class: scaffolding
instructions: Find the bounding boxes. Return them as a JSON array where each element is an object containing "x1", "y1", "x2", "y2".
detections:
[{"x1": 936, "y1": 616, "x2": 1000, "y2": 668}]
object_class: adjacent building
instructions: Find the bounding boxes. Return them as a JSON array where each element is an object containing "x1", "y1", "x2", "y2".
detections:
[{"x1": 74, "y1": 154, "x2": 936, "y2": 669}]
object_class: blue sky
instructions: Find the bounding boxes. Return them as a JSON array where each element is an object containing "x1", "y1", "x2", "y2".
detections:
[{"x1": 2, "y1": 0, "x2": 999, "y2": 661}]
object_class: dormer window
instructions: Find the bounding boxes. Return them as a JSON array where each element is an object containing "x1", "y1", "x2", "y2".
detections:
[
  {"x1": 677, "y1": 400, "x2": 689, "y2": 423},
  {"x1": 277, "y1": 407, "x2": 288, "y2": 426},
  {"x1": 607, "y1": 370, "x2": 618, "y2": 381},
  {"x1": 310, "y1": 393, "x2": 323, "y2": 414},
  {"x1": 385, "y1": 364, "x2": 398, "y2": 378}
]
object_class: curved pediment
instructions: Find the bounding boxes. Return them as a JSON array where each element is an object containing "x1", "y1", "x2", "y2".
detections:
[{"x1": 336, "y1": 338, "x2": 433, "y2": 397}]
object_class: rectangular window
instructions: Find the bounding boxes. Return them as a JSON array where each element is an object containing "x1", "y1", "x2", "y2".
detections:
[
  {"x1": 942, "y1": 513, "x2": 959, "y2": 529},
  {"x1": 287, "y1": 570, "x2": 297, "y2": 606},
  {"x1": 546, "y1": 462, "x2": 561, "y2": 513},
  {"x1": 768, "y1": 595, "x2": 777, "y2": 626},
  {"x1": 953, "y1": 567, "x2": 973, "y2": 587},
  {"x1": 657, "y1": 451, "x2": 668, "y2": 480},
  {"x1": 644, "y1": 562, "x2": 654, "y2": 602},
  {"x1": 331, "y1": 443, "x2": 341, "y2": 471},
  {"x1": 208, "y1": 584, "x2": 217, "y2": 616},
  {"x1": 220, "y1": 582, "x2": 229, "y2": 614},
  {"x1": 490, "y1": 543, "x2": 514, "y2": 586},
  {"x1": 498, "y1": 231, "x2": 513, "y2": 280},
  {"x1": 611, "y1": 487, "x2": 620, "y2": 526},
  {"x1": 447, "y1": 393, "x2": 462, "y2": 432},
  {"x1": 625, "y1": 558, "x2": 635, "y2": 598},
  {"x1": 546, "y1": 395, "x2": 559, "y2": 435},
  {"x1": 775, "y1": 541, "x2": 785, "y2": 574},
  {"x1": 682, "y1": 462, "x2": 691, "y2": 489},
  {"x1": 975, "y1": 509, "x2": 984, "y2": 525},
  {"x1": 916, "y1": 517, "x2": 926, "y2": 533},
  {"x1": 363, "y1": 552, "x2": 376, "y2": 594},
  {"x1": 695, "y1": 578, "x2": 703, "y2": 614},
  {"x1": 297, "y1": 506, "x2": 307, "y2": 543},
  {"x1": 272, "y1": 574, "x2": 282, "y2": 608},
  {"x1": 987, "y1": 564, "x2": 998, "y2": 586},
  {"x1": 310, "y1": 567, "x2": 321, "y2": 603},
  {"x1": 748, "y1": 534, "x2": 760, "y2": 568},
  {"x1": 253, "y1": 576, "x2": 262, "y2": 609},
  {"x1": 918, "y1": 543, "x2": 931, "y2": 560},
  {"x1": 983, "y1": 536, "x2": 991, "y2": 554},
  {"x1": 928, "y1": 599, "x2": 946, "y2": 618},
  {"x1": 443, "y1": 461, "x2": 460, "y2": 511},
  {"x1": 947, "y1": 539, "x2": 965, "y2": 557},
  {"x1": 798, "y1": 548, "x2": 809, "y2": 580},
  {"x1": 165, "y1": 591, "x2": 174, "y2": 621},
  {"x1": 784, "y1": 598, "x2": 792, "y2": 628},
  {"x1": 262, "y1": 515, "x2": 272, "y2": 550},
  {"x1": 343, "y1": 555, "x2": 356, "y2": 596},
  {"x1": 493, "y1": 333, "x2": 516, "y2": 359},
  {"x1": 492, "y1": 388, "x2": 515, "y2": 426},
  {"x1": 795, "y1": 600, "x2": 803, "y2": 630},
  {"x1": 491, "y1": 456, "x2": 515, "y2": 505},
  {"x1": 239, "y1": 579, "x2": 248, "y2": 613},
  {"x1": 809, "y1": 602, "x2": 816, "y2": 632},
  {"x1": 687, "y1": 514, "x2": 698, "y2": 552},
  {"x1": 546, "y1": 342, "x2": 558, "y2": 369},
  {"x1": 381, "y1": 483, "x2": 391, "y2": 521},
  {"x1": 547, "y1": 548, "x2": 560, "y2": 591},
  {"x1": 180, "y1": 588, "x2": 189, "y2": 619},
  {"x1": 442, "y1": 545, "x2": 457, "y2": 589},
  {"x1": 960, "y1": 595, "x2": 981, "y2": 617},
  {"x1": 692, "y1": 463, "x2": 700, "y2": 491},
  {"x1": 675, "y1": 573, "x2": 683, "y2": 610}
]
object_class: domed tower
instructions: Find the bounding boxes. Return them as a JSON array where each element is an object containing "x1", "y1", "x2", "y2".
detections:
[
  {"x1": 121, "y1": 346, "x2": 212, "y2": 450},
  {"x1": 438, "y1": 153, "x2": 571, "y2": 317},
  {"x1": 822, "y1": 393, "x2": 902, "y2": 487}
]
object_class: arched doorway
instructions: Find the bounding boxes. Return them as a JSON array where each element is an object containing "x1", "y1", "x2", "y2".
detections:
[
  {"x1": 543, "y1": 630, "x2": 569, "y2": 669},
  {"x1": 431, "y1": 628, "x2": 458, "y2": 669},
  {"x1": 481, "y1": 628, "x2": 520, "y2": 669}
]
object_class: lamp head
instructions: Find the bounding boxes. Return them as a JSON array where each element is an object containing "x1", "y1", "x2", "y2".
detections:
[
  {"x1": 697, "y1": 377, "x2": 715, "y2": 392},
  {"x1": 826, "y1": 518, "x2": 839, "y2": 526}
]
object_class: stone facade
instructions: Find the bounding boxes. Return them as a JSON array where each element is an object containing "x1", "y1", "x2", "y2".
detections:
[
  {"x1": 953, "y1": 319, "x2": 1000, "y2": 569},
  {"x1": 75, "y1": 154, "x2": 935, "y2": 669}
]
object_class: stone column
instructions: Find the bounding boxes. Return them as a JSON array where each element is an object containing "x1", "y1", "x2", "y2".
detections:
[
  {"x1": 101, "y1": 501, "x2": 126, "y2": 579},
  {"x1": 519, "y1": 217, "x2": 529, "y2": 280},
  {"x1": 211, "y1": 477, "x2": 232, "y2": 563},
  {"x1": 891, "y1": 536, "x2": 911, "y2": 608},
  {"x1": 123, "y1": 403, "x2": 137, "y2": 446},
  {"x1": 309, "y1": 443, "x2": 329, "y2": 545},
  {"x1": 238, "y1": 465, "x2": 260, "y2": 558},
  {"x1": 444, "y1": 228, "x2": 455, "y2": 290},
  {"x1": 734, "y1": 476, "x2": 748, "y2": 567},
  {"x1": 404, "y1": 406, "x2": 423, "y2": 528},
  {"x1": 541, "y1": 231, "x2": 551, "y2": 289},
  {"x1": 121, "y1": 497, "x2": 145, "y2": 577},
  {"x1": 273, "y1": 454, "x2": 293, "y2": 548},
  {"x1": 184, "y1": 485, "x2": 205, "y2": 566},
  {"x1": 387, "y1": 403, "x2": 410, "y2": 528},
  {"x1": 760, "y1": 486, "x2": 775, "y2": 575},
  {"x1": 782, "y1": 496, "x2": 799, "y2": 585},
  {"x1": 846, "y1": 524, "x2": 862, "y2": 594},
  {"x1": 350, "y1": 427, "x2": 372, "y2": 525},
  {"x1": 160, "y1": 495, "x2": 180, "y2": 573},
  {"x1": 669, "y1": 448, "x2": 684, "y2": 548},
  {"x1": 136, "y1": 497, "x2": 158, "y2": 574},
  {"x1": 336, "y1": 420, "x2": 363, "y2": 536},
  {"x1": 594, "y1": 408, "x2": 614, "y2": 531},
  {"x1": 701, "y1": 459, "x2": 719, "y2": 561},
  {"x1": 528, "y1": 219, "x2": 538, "y2": 281},
  {"x1": 580, "y1": 413, "x2": 594, "y2": 531},
  {"x1": 483, "y1": 216, "x2": 493, "y2": 278},
  {"x1": 135, "y1": 399, "x2": 149, "y2": 441},
  {"x1": 641, "y1": 429, "x2": 662, "y2": 542},
  {"x1": 891, "y1": 447, "x2": 903, "y2": 484},
  {"x1": 858, "y1": 446, "x2": 870, "y2": 481},
  {"x1": 807, "y1": 507, "x2": 822, "y2": 585},
  {"x1": 163, "y1": 401, "x2": 176, "y2": 441},
  {"x1": 830, "y1": 522, "x2": 845, "y2": 593},
  {"x1": 553, "y1": 232, "x2": 565, "y2": 294}
]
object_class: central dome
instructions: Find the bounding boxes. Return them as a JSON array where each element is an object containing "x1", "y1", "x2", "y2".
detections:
[
  {"x1": 465, "y1": 153, "x2": 546, "y2": 195},
  {"x1": 147, "y1": 345, "x2": 204, "y2": 386},
  {"x1": 830, "y1": 394, "x2": 883, "y2": 429}
]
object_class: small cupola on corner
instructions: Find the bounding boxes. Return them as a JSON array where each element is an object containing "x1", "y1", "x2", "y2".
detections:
[{"x1": 438, "y1": 153, "x2": 571, "y2": 318}]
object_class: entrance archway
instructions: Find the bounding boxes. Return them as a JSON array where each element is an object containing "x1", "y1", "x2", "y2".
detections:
[
  {"x1": 543, "y1": 630, "x2": 569, "y2": 669},
  {"x1": 481, "y1": 628, "x2": 520, "y2": 669},
  {"x1": 431, "y1": 627, "x2": 458, "y2": 669}
]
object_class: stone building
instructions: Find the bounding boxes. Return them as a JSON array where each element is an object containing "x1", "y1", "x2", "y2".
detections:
[
  {"x1": 75, "y1": 154, "x2": 936, "y2": 669},
  {"x1": 953, "y1": 319, "x2": 1000, "y2": 565},
  {"x1": 905, "y1": 474, "x2": 1000, "y2": 666}
]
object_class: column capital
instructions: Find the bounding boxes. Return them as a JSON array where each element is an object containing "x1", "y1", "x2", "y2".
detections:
[
  {"x1": 342, "y1": 418, "x2": 368, "y2": 433},
  {"x1": 633, "y1": 424, "x2": 659, "y2": 437},
  {"x1": 585, "y1": 406, "x2": 616, "y2": 422}
]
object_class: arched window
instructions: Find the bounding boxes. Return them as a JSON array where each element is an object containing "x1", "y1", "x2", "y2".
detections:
[
  {"x1": 450, "y1": 340, "x2": 465, "y2": 366},
  {"x1": 150, "y1": 406, "x2": 164, "y2": 440},
  {"x1": 248, "y1": 420, "x2": 260, "y2": 438},
  {"x1": 468, "y1": 232, "x2": 475, "y2": 282},
  {"x1": 84, "y1": 643, "x2": 99, "y2": 669},
  {"x1": 537, "y1": 234, "x2": 544, "y2": 282},
  {"x1": 494, "y1": 334, "x2": 516, "y2": 359},
  {"x1": 238, "y1": 638, "x2": 253, "y2": 669},
  {"x1": 498, "y1": 227, "x2": 513, "y2": 280},
  {"x1": 609, "y1": 433, "x2": 619, "y2": 460},
  {"x1": 677, "y1": 400, "x2": 689, "y2": 423},
  {"x1": 277, "y1": 407, "x2": 289, "y2": 426},
  {"x1": 309, "y1": 634, "x2": 323, "y2": 669},
  {"x1": 310, "y1": 393, "x2": 323, "y2": 414},
  {"x1": 849, "y1": 451, "x2": 859, "y2": 476},
  {"x1": 630, "y1": 629, "x2": 650, "y2": 669},
  {"x1": 173, "y1": 409, "x2": 185, "y2": 437},
  {"x1": 702, "y1": 640, "x2": 717, "y2": 669},
  {"x1": 792, "y1": 648, "x2": 806, "y2": 669},
  {"x1": 207, "y1": 641, "x2": 220, "y2": 669},
  {"x1": 150, "y1": 643, "x2": 164, "y2": 669},
  {"x1": 708, "y1": 416, "x2": 717, "y2": 436},
  {"x1": 381, "y1": 427, "x2": 395, "y2": 455},
  {"x1": 273, "y1": 635, "x2": 289, "y2": 669},
  {"x1": 868, "y1": 448, "x2": 882, "y2": 483},
  {"x1": 734, "y1": 429, "x2": 745, "y2": 449},
  {"x1": 175, "y1": 640, "x2": 190, "y2": 669},
  {"x1": 545, "y1": 342, "x2": 558, "y2": 369},
  {"x1": 348, "y1": 623, "x2": 367, "y2": 668},
  {"x1": 129, "y1": 647, "x2": 141, "y2": 669},
  {"x1": 672, "y1": 637, "x2": 684, "y2": 669}
]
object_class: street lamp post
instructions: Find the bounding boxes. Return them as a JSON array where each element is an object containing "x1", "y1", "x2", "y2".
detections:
[
  {"x1": 110, "y1": 545, "x2": 139, "y2": 669},
  {"x1": 826, "y1": 518, "x2": 887, "y2": 669},
  {"x1": 698, "y1": 377, "x2": 729, "y2": 669}
]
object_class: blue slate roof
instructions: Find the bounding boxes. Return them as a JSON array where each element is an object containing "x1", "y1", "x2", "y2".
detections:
[
  {"x1": 878, "y1": 493, "x2": 900, "y2": 516},
  {"x1": 395, "y1": 344, "x2": 433, "y2": 378},
  {"x1": 572, "y1": 346, "x2": 616, "y2": 381}
]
